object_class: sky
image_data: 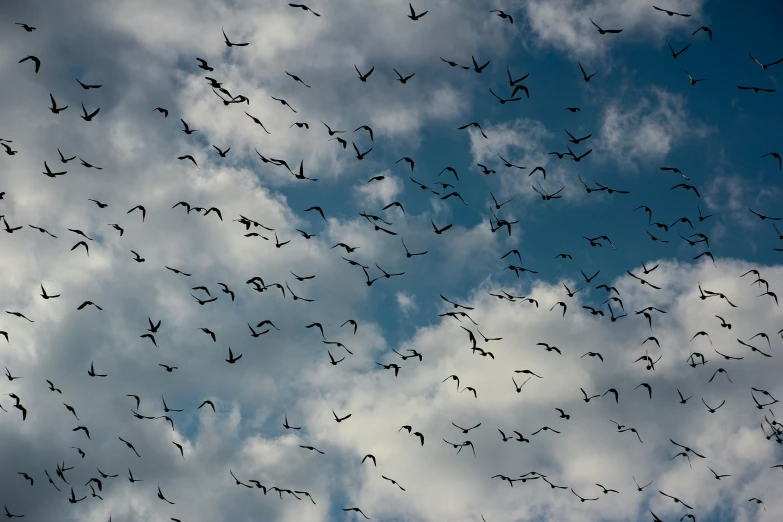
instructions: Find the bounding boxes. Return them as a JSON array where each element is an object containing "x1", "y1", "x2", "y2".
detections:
[{"x1": 0, "y1": 0, "x2": 782, "y2": 521}]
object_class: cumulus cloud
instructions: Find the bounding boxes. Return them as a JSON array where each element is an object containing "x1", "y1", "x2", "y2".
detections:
[
  {"x1": 353, "y1": 170, "x2": 404, "y2": 207},
  {"x1": 521, "y1": 0, "x2": 706, "y2": 58},
  {"x1": 307, "y1": 259, "x2": 783, "y2": 522},
  {"x1": 395, "y1": 292, "x2": 417, "y2": 314},
  {"x1": 0, "y1": 1, "x2": 781, "y2": 522},
  {"x1": 468, "y1": 118, "x2": 583, "y2": 201},
  {"x1": 597, "y1": 87, "x2": 710, "y2": 169}
]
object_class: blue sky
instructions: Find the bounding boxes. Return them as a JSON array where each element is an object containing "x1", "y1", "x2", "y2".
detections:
[{"x1": 0, "y1": 0, "x2": 782, "y2": 521}]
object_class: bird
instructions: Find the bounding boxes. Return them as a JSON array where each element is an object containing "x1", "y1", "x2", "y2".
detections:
[
  {"x1": 578, "y1": 61, "x2": 598, "y2": 82},
  {"x1": 457, "y1": 122, "x2": 487, "y2": 139},
  {"x1": 590, "y1": 18, "x2": 623, "y2": 34},
  {"x1": 692, "y1": 25, "x2": 712, "y2": 39},
  {"x1": 127, "y1": 205, "x2": 146, "y2": 222},
  {"x1": 761, "y1": 152, "x2": 782, "y2": 170},
  {"x1": 196, "y1": 58, "x2": 213, "y2": 71},
  {"x1": 393, "y1": 68, "x2": 415, "y2": 84},
  {"x1": 212, "y1": 145, "x2": 231, "y2": 157},
  {"x1": 737, "y1": 85, "x2": 776, "y2": 93},
  {"x1": 668, "y1": 42, "x2": 691, "y2": 59},
  {"x1": 18, "y1": 55, "x2": 41, "y2": 73},
  {"x1": 596, "y1": 484, "x2": 619, "y2": 494},
  {"x1": 490, "y1": 10, "x2": 514, "y2": 24},
  {"x1": 471, "y1": 55, "x2": 490, "y2": 73},
  {"x1": 497, "y1": 154, "x2": 525, "y2": 170},
  {"x1": 702, "y1": 398, "x2": 726, "y2": 413},
  {"x1": 285, "y1": 71, "x2": 311, "y2": 88},
  {"x1": 80, "y1": 103, "x2": 100, "y2": 121},
  {"x1": 191, "y1": 293, "x2": 217, "y2": 305},
  {"x1": 405, "y1": 3, "x2": 429, "y2": 20},
  {"x1": 451, "y1": 422, "x2": 481, "y2": 434},
  {"x1": 684, "y1": 69, "x2": 707, "y2": 85},
  {"x1": 304, "y1": 206, "x2": 326, "y2": 221},
  {"x1": 76, "y1": 78, "x2": 101, "y2": 89},
  {"x1": 87, "y1": 361, "x2": 106, "y2": 377},
  {"x1": 635, "y1": 382, "x2": 653, "y2": 399},
  {"x1": 39, "y1": 285, "x2": 60, "y2": 300},
  {"x1": 333, "y1": 409, "x2": 352, "y2": 423},
  {"x1": 653, "y1": 6, "x2": 691, "y2": 17},
  {"x1": 659, "y1": 490, "x2": 694, "y2": 510},
  {"x1": 440, "y1": 56, "x2": 470, "y2": 69},
  {"x1": 158, "y1": 486, "x2": 176, "y2": 503},
  {"x1": 677, "y1": 389, "x2": 693, "y2": 404},
  {"x1": 343, "y1": 508, "x2": 370, "y2": 520},
  {"x1": 749, "y1": 53, "x2": 783, "y2": 70},
  {"x1": 225, "y1": 347, "x2": 243, "y2": 364},
  {"x1": 353, "y1": 142, "x2": 372, "y2": 160},
  {"x1": 488, "y1": 87, "x2": 522, "y2": 104},
  {"x1": 708, "y1": 467, "x2": 731, "y2": 480},
  {"x1": 396, "y1": 156, "x2": 415, "y2": 171},
  {"x1": 432, "y1": 220, "x2": 452, "y2": 234},
  {"x1": 198, "y1": 327, "x2": 217, "y2": 342},
  {"x1": 634, "y1": 477, "x2": 653, "y2": 491},
  {"x1": 571, "y1": 489, "x2": 599, "y2": 502},
  {"x1": 354, "y1": 65, "x2": 374, "y2": 82},
  {"x1": 581, "y1": 351, "x2": 603, "y2": 362},
  {"x1": 565, "y1": 129, "x2": 592, "y2": 144},
  {"x1": 42, "y1": 161, "x2": 67, "y2": 178},
  {"x1": 118, "y1": 437, "x2": 141, "y2": 457},
  {"x1": 48, "y1": 93, "x2": 68, "y2": 114},
  {"x1": 288, "y1": 2, "x2": 320, "y2": 15},
  {"x1": 749, "y1": 208, "x2": 781, "y2": 221},
  {"x1": 73, "y1": 426, "x2": 91, "y2": 440},
  {"x1": 222, "y1": 27, "x2": 249, "y2": 46},
  {"x1": 381, "y1": 475, "x2": 406, "y2": 490},
  {"x1": 245, "y1": 113, "x2": 272, "y2": 134}
]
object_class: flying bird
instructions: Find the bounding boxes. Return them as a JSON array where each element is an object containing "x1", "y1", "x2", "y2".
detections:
[
  {"x1": 289, "y1": 3, "x2": 320, "y2": 16},
  {"x1": 18, "y1": 55, "x2": 41, "y2": 73},
  {"x1": 222, "y1": 27, "x2": 250, "y2": 46}
]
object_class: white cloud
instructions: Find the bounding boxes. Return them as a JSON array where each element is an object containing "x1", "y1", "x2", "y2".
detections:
[
  {"x1": 302, "y1": 259, "x2": 783, "y2": 522},
  {"x1": 353, "y1": 170, "x2": 403, "y2": 207},
  {"x1": 0, "y1": 1, "x2": 781, "y2": 522},
  {"x1": 468, "y1": 118, "x2": 582, "y2": 201},
  {"x1": 521, "y1": 0, "x2": 706, "y2": 59},
  {"x1": 395, "y1": 292, "x2": 417, "y2": 314},
  {"x1": 597, "y1": 87, "x2": 710, "y2": 169}
]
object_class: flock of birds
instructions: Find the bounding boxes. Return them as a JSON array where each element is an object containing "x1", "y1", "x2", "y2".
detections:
[{"x1": 1, "y1": 2, "x2": 783, "y2": 521}]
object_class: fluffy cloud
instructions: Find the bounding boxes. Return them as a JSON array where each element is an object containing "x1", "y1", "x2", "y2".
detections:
[
  {"x1": 468, "y1": 118, "x2": 584, "y2": 202},
  {"x1": 0, "y1": 1, "x2": 781, "y2": 522},
  {"x1": 353, "y1": 170, "x2": 404, "y2": 207},
  {"x1": 300, "y1": 258, "x2": 783, "y2": 522},
  {"x1": 521, "y1": 0, "x2": 706, "y2": 58},
  {"x1": 597, "y1": 87, "x2": 710, "y2": 168},
  {"x1": 395, "y1": 291, "x2": 417, "y2": 314}
]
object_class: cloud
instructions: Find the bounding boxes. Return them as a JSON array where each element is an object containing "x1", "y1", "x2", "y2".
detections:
[
  {"x1": 521, "y1": 0, "x2": 706, "y2": 58},
  {"x1": 702, "y1": 174, "x2": 782, "y2": 246},
  {"x1": 597, "y1": 87, "x2": 710, "y2": 169},
  {"x1": 468, "y1": 118, "x2": 582, "y2": 201},
  {"x1": 0, "y1": 1, "x2": 781, "y2": 522},
  {"x1": 395, "y1": 291, "x2": 417, "y2": 314},
  {"x1": 304, "y1": 259, "x2": 783, "y2": 522},
  {"x1": 353, "y1": 170, "x2": 404, "y2": 206}
]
